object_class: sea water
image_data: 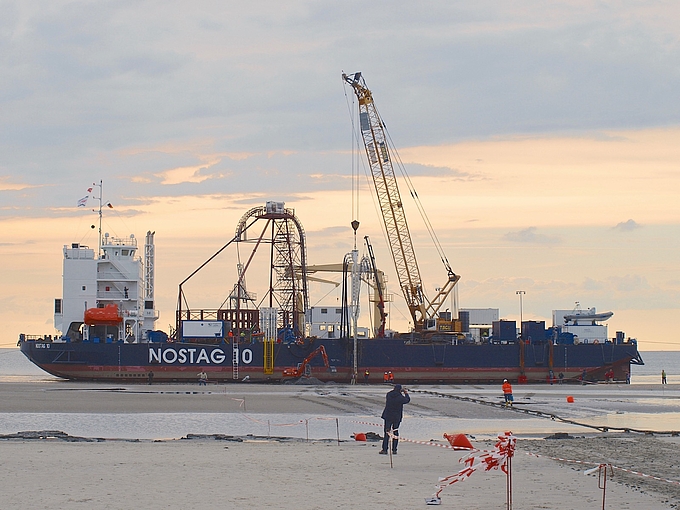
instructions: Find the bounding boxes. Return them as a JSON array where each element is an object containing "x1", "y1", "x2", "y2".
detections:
[
  {"x1": 629, "y1": 351, "x2": 680, "y2": 384},
  {"x1": 1, "y1": 348, "x2": 679, "y2": 440}
]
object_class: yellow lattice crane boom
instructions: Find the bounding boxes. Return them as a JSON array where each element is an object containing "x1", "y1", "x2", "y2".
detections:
[{"x1": 343, "y1": 71, "x2": 460, "y2": 332}]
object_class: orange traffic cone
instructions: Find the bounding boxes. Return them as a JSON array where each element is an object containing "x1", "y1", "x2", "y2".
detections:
[{"x1": 443, "y1": 433, "x2": 473, "y2": 449}]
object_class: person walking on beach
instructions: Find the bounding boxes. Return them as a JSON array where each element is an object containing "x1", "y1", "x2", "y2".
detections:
[
  {"x1": 662, "y1": 370, "x2": 667, "y2": 384},
  {"x1": 364, "y1": 369, "x2": 370, "y2": 384},
  {"x1": 379, "y1": 384, "x2": 410, "y2": 455},
  {"x1": 147, "y1": 370, "x2": 154, "y2": 385},
  {"x1": 198, "y1": 370, "x2": 208, "y2": 386},
  {"x1": 502, "y1": 379, "x2": 513, "y2": 407},
  {"x1": 558, "y1": 372, "x2": 564, "y2": 384}
]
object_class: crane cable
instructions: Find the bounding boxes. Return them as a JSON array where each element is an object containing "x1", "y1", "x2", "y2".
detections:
[
  {"x1": 343, "y1": 79, "x2": 413, "y2": 328},
  {"x1": 343, "y1": 79, "x2": 393, "y2": 270},
  {"x1": 377, "y1": 105, "x2": 454, "y2": 276},
  {"x1": 342, "y1": 80, "x2": 360, "y2": 226},
  {"x1": 344, "y1": 74, "x2": 454, "y2": 278}
]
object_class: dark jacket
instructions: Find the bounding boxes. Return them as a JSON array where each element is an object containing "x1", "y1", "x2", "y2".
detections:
[{"x1": 381, "y1": 388, "x2": 410, "y2": 421}]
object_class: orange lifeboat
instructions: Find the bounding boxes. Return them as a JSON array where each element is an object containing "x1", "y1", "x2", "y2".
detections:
[{"x1": 84, "y1": 304, "x2": 122, "y2": 325}]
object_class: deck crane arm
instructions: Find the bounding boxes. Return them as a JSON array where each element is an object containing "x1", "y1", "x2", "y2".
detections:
[
  {"x1": 343, "y1": 72, "x2": 459, "y2": 331},
  {"x1": 364, "y1": 236, "x2": 386, "y2": 337}
]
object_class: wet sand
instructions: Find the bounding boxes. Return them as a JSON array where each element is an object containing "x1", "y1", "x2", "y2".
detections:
[{"x1": 1, "y1": 381, "x2": 679, "y2": 508}]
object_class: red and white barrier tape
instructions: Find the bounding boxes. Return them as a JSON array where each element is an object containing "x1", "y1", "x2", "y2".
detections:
[
  {"x1": 525, "y1": 452, "x2": 680, "y2": 486},
  {"x1": 433, "y1": 432, "x2": 516, "y2": 499},
  {"x1": 350, "y1": 420, "x2": 476, "y2": 451},
  {"x1": 350, "y1": 420, "x2": 383, "y2": 428}
]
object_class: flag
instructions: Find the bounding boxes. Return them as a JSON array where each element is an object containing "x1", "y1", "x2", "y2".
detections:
[
  {"x1": 77, "y1": 196, "x2": 89, "y2": 207},
  {"x1": 106, "y1": 202, "x2": 113, "y2": 209},
  {"x1": 87, "y1": 187, "x2": 93, "y2": 193}
]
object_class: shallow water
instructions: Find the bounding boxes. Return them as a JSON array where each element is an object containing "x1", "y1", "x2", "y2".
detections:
[{"x1": 0, "y1": 411, "x2": 612, "y2": 442}]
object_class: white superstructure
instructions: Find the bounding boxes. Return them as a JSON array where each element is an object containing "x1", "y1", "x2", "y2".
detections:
[
  {"x1": 54, "y1": 231, "x2": 159, "y2": 343},
  {"x1": 553, "y1": 305, "x2": 612, "y2": 344},
  {"x1": 306, "y1": 306, "x2": 368, "y2": 340}
]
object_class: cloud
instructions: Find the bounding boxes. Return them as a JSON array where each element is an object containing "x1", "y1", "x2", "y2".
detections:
[
  {"x1": 503, "y1": 227, "x2": 560, "y2": 245},
  {"x1": 582, "y1": 275, "x2": 651, "y2": 294},
  {"x1": 0, "y1": 177, "x2": 39, "y2": 191},
  {"x1": 155, "y1": 159, "x2": 223, "y2": 185},
  {"x1": 310, "y1": 225, "x2": 349, "y2": 235},
  {"x1": 402, "y1": 163, "x2": 478, "y2": 180},
  {"x1": 606, "y1": 275, "x2": 650, "y2": 293},
  {"x1": 613, "y1": 219, "x2": 641, "y2": 231}
]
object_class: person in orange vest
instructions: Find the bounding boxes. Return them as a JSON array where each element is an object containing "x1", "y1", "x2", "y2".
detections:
[
  {"x1": 383, "y1": 372, "x2": 389, "y2": 383},
  {"x1": 388, "y1": 371, "x2": 394, "y2": 383},
  {"x1": 502, "y1": 379, "x2": 513, "y2": 407},
  {"x1": 364, "y1": 369, "x2": 370, "y2": 384}
]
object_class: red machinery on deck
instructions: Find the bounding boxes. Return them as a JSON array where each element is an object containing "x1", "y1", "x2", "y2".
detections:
[{"x1": 282, "y1": 345, "x2": 330, "y2": 378}]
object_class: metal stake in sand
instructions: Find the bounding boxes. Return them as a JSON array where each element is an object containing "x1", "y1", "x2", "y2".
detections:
[
  {"x1": 598, "y1": 463, "x2": 611, "y2": 510},
  {"x1": 305, "y1": 419, "x2": 309, "y2": 442},
  {"x1": 388, "y1": 427, "x2": 394, "y2": 469},
  {"x1": 505, "y1": 455, "x2": 512, "y2": 510},
  {"x1": 336, "y1": 418, "x2": 340, "y2": 446},
  {"x1": 584, "y1": 463, "x2": 612, "y2": 510}
]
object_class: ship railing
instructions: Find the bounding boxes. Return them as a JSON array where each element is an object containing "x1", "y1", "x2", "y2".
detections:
[
  {"x1": 177, "y1": 309, "x2": 221, "y2": 322},
  {"x1": 102, "y1": 236, "x2": 138, "y2": 247},
  {"x1": 96, "y1": 270, "x2": 136, "y2": 281},
  {"x1": 22, "y1": 334, "x2": 47, "y2": 341},
  {"x1": 97, "y1": 291, "x2": 133, "y2": 300},
  {"x1": 143, "y1": 309, "x2": 160, "y2": 320}
]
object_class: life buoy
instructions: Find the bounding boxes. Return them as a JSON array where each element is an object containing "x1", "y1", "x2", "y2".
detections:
[{"x1": 593, "y1": 339, "x2": 599, "y2": 345}]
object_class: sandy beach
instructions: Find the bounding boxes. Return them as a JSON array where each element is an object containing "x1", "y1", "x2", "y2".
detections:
[{"x1": 1, "y1": 381, "x2": 680, "y2": 509}]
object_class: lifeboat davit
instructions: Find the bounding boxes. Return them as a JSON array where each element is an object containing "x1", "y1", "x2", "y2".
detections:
[{"x1": 84, "y1": 304, "x2": 122, "y2": 326}]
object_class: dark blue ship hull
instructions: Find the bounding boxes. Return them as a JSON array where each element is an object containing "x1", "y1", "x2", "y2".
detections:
[{"x1": 19, "y1": 337, "x2": 643, "y2": 384}]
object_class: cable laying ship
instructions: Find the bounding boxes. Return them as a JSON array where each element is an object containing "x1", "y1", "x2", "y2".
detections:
[
  {"x1": 19, "y1": 75, "x2": 643, "y2": 384},
  {"x1": 18, "y1": 197, "x2": 643, "y2": 385}
]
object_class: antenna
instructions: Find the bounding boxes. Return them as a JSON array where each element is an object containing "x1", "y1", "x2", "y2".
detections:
[{"x1": 92, "y1": 180, "x2": 103, "y2": 258}]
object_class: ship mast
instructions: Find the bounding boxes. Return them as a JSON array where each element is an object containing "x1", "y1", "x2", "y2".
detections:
[{"x1": 92, "y1": 180, "x2": 103, "y2": 258}]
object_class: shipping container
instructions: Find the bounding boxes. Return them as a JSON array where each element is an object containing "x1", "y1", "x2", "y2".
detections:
[{"x1": 492, "y1": 320, "x2": 516, "y2": 342}]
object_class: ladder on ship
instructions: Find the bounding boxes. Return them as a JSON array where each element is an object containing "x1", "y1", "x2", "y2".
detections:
[
  {"x1": 232, "y1": 342, "x2": 239, "y2": 380},
  {"x1": 264, "y1": 338, "x2": 274, "y2": 375},
  {"x1": 261, "y1": 307, "x2": 277, "y2": 376}
]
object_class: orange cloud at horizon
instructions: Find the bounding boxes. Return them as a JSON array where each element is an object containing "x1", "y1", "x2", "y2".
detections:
[{"x1": 398, "y1": 127, "x2": 680, "y2": 229}]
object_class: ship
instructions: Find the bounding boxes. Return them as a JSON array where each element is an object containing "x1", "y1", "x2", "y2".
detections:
[
  {"x1": 19, "y1": 199, "x2": 643, "y2": 384},
  {"x1": 18, "y1": 74, "x2": 644, "y2": 383}
]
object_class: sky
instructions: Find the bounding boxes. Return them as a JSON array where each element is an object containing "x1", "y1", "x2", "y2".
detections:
[{"x1": 1, "y1": 0, "x2": 679, "y2": 349}]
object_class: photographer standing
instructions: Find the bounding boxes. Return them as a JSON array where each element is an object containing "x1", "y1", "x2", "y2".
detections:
[{"x1": 379, "y1": 384, "x2": 410, "y2": 455}]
